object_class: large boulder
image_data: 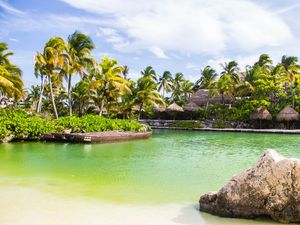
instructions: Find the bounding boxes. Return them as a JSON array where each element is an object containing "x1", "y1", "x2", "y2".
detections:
[{"x1": 199, "y1": 150, "x2": 300, "y2": 223}]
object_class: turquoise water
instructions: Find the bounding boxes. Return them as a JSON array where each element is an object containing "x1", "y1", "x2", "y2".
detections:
[{"x1": 0, "y1": 130, "x2": 300, "y2": 204}]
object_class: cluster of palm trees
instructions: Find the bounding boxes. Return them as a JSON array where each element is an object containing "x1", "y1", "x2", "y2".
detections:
[
  {"x1": 4, "y1": 31, "x2": 300, "y2": 120},
  {"x1": 0, "y1": 42, "x2": 23, "y2": 100},
  {"x1": 30, "y1": 29, "x2": 300, "y2": 119},
  {"x1": 30, "y1": 31, "x2": 201, "y2": 119}
]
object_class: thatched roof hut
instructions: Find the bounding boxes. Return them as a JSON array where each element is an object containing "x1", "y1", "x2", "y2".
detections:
[
  {"x1": 250, "y1": 107, "x2": 272, "y2": 120},
  {"x1": 276, "y1": 106, "x2": 299, "y2": 122},
  {"x1": 166, "y1": 103, "x2": 184, "y2": 112},
  {"x1": 153, "y1": 105, "x2": 166, "y2": 112},
  {"x1": 188, "y1": 89, "x2": 233, "y2": 106},
  {"x1": 183, "y1": 102, "x2": 199, "y2": 111}
]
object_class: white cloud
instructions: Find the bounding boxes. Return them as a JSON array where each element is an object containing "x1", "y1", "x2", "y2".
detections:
[
  {"x1": 149, "y1": 46, "x2": 168, "y2": 59},
  {"x1": 60, "y1": 0, "x2": 294, "y2": 57},
  {"x1": 0, "y1": 0, "x2": 25, "y2": 16},
  {"x1": 9, "y1": 38, "x2": 19, "y2": 42}
]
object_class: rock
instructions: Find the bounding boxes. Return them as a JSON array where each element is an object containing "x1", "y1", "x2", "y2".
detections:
[{"x1": 199, "y1": 150, "x2": 300, "y2": 223}]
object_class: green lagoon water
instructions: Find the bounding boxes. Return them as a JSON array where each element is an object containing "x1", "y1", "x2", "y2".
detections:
[{"x1": 0, "y1": 129, "x2": 300, "y2": 204}]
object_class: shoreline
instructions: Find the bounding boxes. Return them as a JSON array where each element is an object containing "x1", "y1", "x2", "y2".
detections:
[
  {"x1": 0, "y1": 185, "x2": 277, "y2": 225},
  {"x1": 5, "y1": 131, "x2": 152, "y2": 144},
  {"x1": 153, "y1": 127, "x2": 300, "y2": 134}
]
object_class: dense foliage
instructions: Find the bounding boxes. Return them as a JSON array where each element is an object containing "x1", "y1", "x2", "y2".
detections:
[
  {"x1": 0, "y1": 108, "x2": 149, "y2": 140},
  {"x1": 3, "y1": 31, "x2": 300, "y2": 123},
  {"x1": 0, "y1": 107, "x2": 54, "y2": 139},
  {"x1": 55, "y1": 115, "x2": 149, "y2": 133}
]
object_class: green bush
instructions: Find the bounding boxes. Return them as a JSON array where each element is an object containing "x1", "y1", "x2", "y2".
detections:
[
  {"x1": 54, "y1": 115, "x2": 149, "y2": 133},
  {"x1": 0, "y1": 107, "x2": 149, "y2": 141},
  {"x1": 212, "y1": 119, "x2": 227, "y2": 128},
  {"x1": 1, "y1": 107, "x2": 55, "y2": 138},
  {"x1": 173, "y1": 120, "x2": 200, "y2": 128}
]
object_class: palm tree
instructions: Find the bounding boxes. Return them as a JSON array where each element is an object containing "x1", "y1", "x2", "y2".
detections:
[
  {"x1": 27, "y1": 85, "x2": 40, "y2": 111},
  {"x1": 279, "y1": 55, "x2": 300, "y2": 107},
  {"x1": 0, "y1": 42, "x2": 24, "y2": 99},
  {"x1": 134, "y1": 76, "x2": 163, "y2": 119},
  {"x1": 95, "y1": 55, "x2": 131, "y2": 116},
  {"x1": 141, "y1": 66, "x2": 157, "y2": 82},
  {"x1": 34, "y1": 37, "x2": 66, "y2": 118},
  {"x1": 122, "y1": 65, "x2": 129, "y2": 79},
  {"x1": 171, "y1": 72, "x2": 185, "y2": 101},
  {"x1": 158, "y1": 71, "x2": 173, "y2": 97},
  {"x1": 65, "y1": 31, "x2": 95, "y2": 116},
  {"x1": 220, "y1": 61, "x2": 240, "y2": 84},
  {"x1": 181, "y1": 80, "x2": 194, "y2": 99},
  {"x1": 280, "y1": 55, "x2": 300, "y2": 85},
  {"x1": 195, "y1": 66, "x2": 218, "y2": 90}
]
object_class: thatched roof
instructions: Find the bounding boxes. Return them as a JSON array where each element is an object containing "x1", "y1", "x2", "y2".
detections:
[
  {"x1": 183, "y1": 102, "x2": 199, "y2": 111},
  {"x1": 250, "y1": 107, "x2": 272, "y2": 120},
  {"x1": 153, "y1": 105, "x2": 166, "y2": 112},
  {"x1": 132, "y1": 105, "x2": 144, "y2": 112},
  {"x1": 276, "y1": 106, "x2": 299, "y2": 122},
  {"x1": 166, "y1": 103, "x2": 184, "y2": 112},
  {"x1": 188, "y1": 89, "x2": 233, "y2": 106}
]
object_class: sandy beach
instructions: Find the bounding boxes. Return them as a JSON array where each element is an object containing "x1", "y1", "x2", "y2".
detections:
[{"x1": 0, "y1": 186, "x2": 277, "y2": 225}]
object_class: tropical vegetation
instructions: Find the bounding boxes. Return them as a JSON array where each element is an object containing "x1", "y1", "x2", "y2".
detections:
[{"x1": 2, "y1": 31, "x2": 300, "y2": 124}]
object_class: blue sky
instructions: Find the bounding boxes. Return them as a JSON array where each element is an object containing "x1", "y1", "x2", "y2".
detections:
[{"x1": 1, "y1": 0, "x2": 300, "y2": 87}]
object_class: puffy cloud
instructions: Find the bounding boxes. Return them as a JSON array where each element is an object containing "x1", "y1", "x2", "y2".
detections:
[{"x1": 60, "y1": 0, "x2": 294, "y2": 57}]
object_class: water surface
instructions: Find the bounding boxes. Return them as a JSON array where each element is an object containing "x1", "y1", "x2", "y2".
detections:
[{"x1": 0, "y1": 130, "x2": 299, "y2": 224}]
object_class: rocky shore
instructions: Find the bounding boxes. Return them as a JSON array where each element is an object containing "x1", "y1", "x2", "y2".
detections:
[{"x1": 199, "y1": 150, "x2": 300, "y2": 223}]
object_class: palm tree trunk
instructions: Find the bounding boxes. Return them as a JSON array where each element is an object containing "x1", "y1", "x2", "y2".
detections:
[
  {"x1": 99, "y1": 97, "x2": 105, "y2": 116},
  {"x1": 138, "y1": 103, "x2": 143, "y2": 120},
  {"x1": 48, "y1": 73, "x2": 58, "y2": 119},
  {"x1": 221, "y1": 91, "x2": 225, "y2": 106},
  {"x1": 37, "y1": 75, "x2": 45, "y2": 113},
  {"x1": 68, "y1": 74, "x2": 72, "y2": 116}
]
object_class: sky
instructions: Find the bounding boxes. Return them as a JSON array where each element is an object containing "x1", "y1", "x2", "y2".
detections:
[{"x1": 1, "y1": 0, "x2": 300, "y2": 87}]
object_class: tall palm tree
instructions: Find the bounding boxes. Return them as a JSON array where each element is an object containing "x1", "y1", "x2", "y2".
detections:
[
  {"x1": 0, "y1": 42, "x2": 24, "y2": 99},
  {"x1": 171, "y1": 72, "x2": 185, "y2": 101},
  {"x1": 65, "y1": 31, "x2": 95, "y2": 116},
  {"x1": 279, "y1": 55, "x2": 300, "y2": 107},
  {"x1": 34, "y1": 37, "x2": 66, "y2": 118},
  {"x1": 94, "y1": 55, "x2": 131, "y2": 116},
  {"x1": 195, "y1": 66, "x2": 218, "y2": 90},
  {"x1": 122, "y1": 65, "x2": 129, "y2": 79},
  {"x1": 181, "y1": 80, "x2": 194, "y2": 99},
  {"x1": 280, "y1": 55, "x2": 300, "y2": 85},
  {"x1": 158, "y1": 71, "x2": 173, "y2": 97},
  {"x1": 135, "y1": 76, "x2": 163, "y2": 119},
  {"x1": 141, "y1": 66, "x2": 157, "y2": 82},
  {"x1": 220, "y1": 61, "x2": 240, "y2": 84}
]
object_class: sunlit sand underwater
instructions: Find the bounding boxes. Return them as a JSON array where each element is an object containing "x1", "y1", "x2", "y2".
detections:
[{"x1": 1, "y1": 130, "x2": 299, "y2": 225}]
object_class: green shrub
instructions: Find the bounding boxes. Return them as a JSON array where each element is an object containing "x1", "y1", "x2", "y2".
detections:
[
  {"x1": 173, "y1": 120, "x2": 200, "y2": 128},
  {"x1": 212, "y1": 119, "x2": 227, "y2": 128},
  {"x1": 0, "y1": 107, "x2": 149, "y2": 141},
  {"x1": 54, "y1": 115, "x2": 150, "y2": 133}
]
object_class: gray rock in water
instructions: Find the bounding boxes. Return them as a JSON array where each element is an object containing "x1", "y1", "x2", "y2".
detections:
[{"x1": 199, "y1": 150, "x2": 300, "y2": 223}]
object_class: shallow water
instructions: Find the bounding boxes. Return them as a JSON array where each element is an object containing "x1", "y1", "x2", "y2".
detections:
[{"x1": 0, "y1": 130, "x2": 299, "y2": 224}]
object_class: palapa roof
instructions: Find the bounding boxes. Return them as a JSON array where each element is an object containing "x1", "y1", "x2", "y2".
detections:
[
  {"x1": 166, "y1": 103, "x2": 184, "y2": 112},
  {"x1": 188, "y1": 89, "x2": 233, "y2": 106},
  {"x1": 183, "y1": 102, "x2": 199, "y2": 111},
  {"x1": 153, "y1": 105, "x2": 166, "y2": 112},
  {"x1": 250, "y1": 107, "x2": 272, "y2": 120},
  {"x1": 276, "y1": 106, "x2": 299, "y2": 122}
]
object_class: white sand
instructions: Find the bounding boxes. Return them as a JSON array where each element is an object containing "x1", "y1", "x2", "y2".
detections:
[{"x1": 0, "y1": 186, "x2": 277, "y2": 225}]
